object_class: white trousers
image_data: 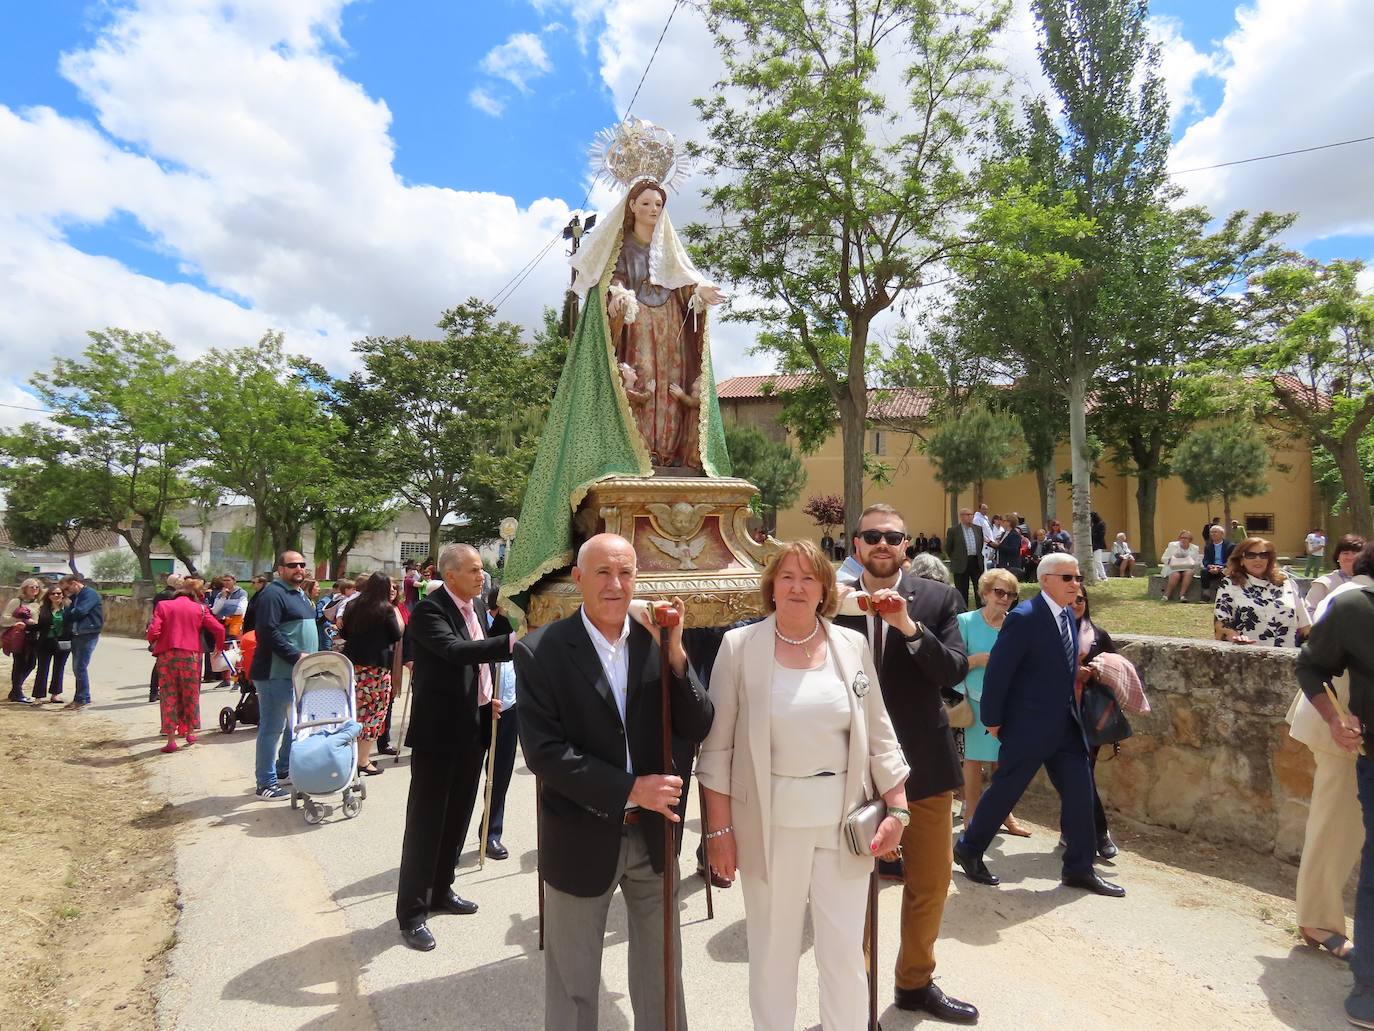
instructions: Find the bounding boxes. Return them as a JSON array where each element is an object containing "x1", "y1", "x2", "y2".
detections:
[{"x1": 740, "y1": 825, "x2": 870, "y2": 1031}]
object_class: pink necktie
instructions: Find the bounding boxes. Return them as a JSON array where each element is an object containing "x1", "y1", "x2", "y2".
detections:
[{"x1": 460, "y1": 601, "x2": 493, "y2": 706}]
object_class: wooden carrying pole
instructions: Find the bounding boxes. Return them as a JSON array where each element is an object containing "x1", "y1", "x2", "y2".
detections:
[
  {"x1": 390, "y1": 635, "x2": 408, "y2": 766},
  {"x1": 478, "y1": 701, "x2": 500, "y2": 869},
  {"x1": 536, "y1": 777, "x2": 545, "y2": 950},
  {"x1": 868, "y1": 870, "x2": 879, "y2": 1030},
  {"x1": 697, "y1": 772, "x2": 714, "y2": 920},
  {"x1": 659, "y1": 620, "x2": 678, "y2": 1031}
]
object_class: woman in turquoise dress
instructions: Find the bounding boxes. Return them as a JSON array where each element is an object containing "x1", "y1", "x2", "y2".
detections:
[{"x1": 955, "y1": 568, "x2": 1030, "y2": 836}]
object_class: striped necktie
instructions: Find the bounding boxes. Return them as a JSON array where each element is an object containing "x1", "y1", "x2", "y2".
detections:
[{"x1": 1059, "y1": 608, "x2": 1076, "y2": 671}]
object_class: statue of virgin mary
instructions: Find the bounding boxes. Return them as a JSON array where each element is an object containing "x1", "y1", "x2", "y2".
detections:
[{"x1": 501, "y1": 119, "x2": 733, "y2": 617}]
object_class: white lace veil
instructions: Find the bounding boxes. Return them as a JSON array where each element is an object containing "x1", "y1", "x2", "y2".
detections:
[{"x1": 569, "y1": 187, "x2": 712, "y2": 300}]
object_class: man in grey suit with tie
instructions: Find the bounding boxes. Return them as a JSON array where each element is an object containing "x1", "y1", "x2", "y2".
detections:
[
  {"x1": 516, "y1": 534, "x2": 714, "y2": 1031},
  {"x1": 945, "y1": 508, "x2": 984, "y2": 609}
]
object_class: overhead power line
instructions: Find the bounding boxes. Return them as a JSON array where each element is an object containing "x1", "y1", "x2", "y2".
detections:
[
  {"x1": 491, "y1": 0, "x2": 684, "y2": 314},
  {"x1": 1170, "y1": 133, "x2": 1374, "y2": 175}
]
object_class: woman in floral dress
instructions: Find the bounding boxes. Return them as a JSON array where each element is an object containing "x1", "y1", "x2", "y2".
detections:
[
  {"x1": 1214, "y1": 537, "x2": 1311, "y2": 647},
  {"x1": 340, "y1": 574, "x2": 403, "y2": 775}
]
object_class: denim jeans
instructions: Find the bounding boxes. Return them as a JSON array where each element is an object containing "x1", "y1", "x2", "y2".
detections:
[
  {"x1": 1352, "y1": 756, "x2": 1374, "y2": 990},
  {"x1": 254, "y1": 677, "x2": 294, "y2": 790},
  {"x1": 70, "y1": 634, "x2": 98, "y2": 704}
]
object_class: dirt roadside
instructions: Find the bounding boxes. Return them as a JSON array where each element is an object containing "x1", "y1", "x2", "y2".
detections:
[{"x1": 0, "y1": 658, "x2": 177, "y2": 1031}]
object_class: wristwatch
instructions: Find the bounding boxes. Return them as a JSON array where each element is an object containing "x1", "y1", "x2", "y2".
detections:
[
  {"x1": 902, "y1": 621, "x2": 925, "y2": 642},
  {"x1": 887, "y1": 806, "x2": 911, "y2": 827}
]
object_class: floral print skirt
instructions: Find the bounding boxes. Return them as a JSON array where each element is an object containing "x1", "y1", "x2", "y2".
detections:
[
  {"x1": 157, "y1": 649, "x2": 201, "y2": 737},
  {"x1": 355, "y1": 664, "x2": 392, "y2": 741}
]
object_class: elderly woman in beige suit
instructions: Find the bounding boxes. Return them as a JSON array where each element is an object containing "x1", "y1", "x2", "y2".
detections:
[{"x1": 697, "y1": 540, "x2": 910, "y2": 1031}]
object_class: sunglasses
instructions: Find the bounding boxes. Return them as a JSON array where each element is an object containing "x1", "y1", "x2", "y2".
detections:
[
  {"x1": 280, "y1": 562, "x2": 308, "y2": 569},
  {"x1": 987, "y1": 587, "x2": 1016, "y2": 599},
  {"x1": 859, "y1": 530, "x2": 908, "y2": 546},
  {"x1": 1056, "y1": 574, "x2": 1085, "y2": 583},
  {"x1": 1242, "y1": 551, "x2": 1273, "y2": 560}
]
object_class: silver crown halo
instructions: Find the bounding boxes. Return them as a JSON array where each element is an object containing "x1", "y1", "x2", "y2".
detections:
[{"x1": 590, "y1": 117, "x2": 692, "y2": 192}]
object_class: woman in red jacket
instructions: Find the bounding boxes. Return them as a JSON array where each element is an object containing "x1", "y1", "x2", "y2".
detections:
[{"x1": 148, "y1": 578, "x2": 226, "y2": 753}]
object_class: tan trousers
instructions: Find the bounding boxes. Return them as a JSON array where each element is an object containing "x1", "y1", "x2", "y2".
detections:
[{"x1": 1296, "y1": 748, "x2": 1363, "y2": 935}]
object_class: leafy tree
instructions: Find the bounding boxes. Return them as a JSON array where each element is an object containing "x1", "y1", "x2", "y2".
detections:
[
  {"x1": 922, "y1": 403, "x2": 1021, "y2": 524},
  {"x1": 803, "y1": 494, "x2": 846, "y2": 537},
  {"x1": 1003, "y1": 377, "x2": 1067, "y2": 527},
  {"x1": 1240, "y1": 258, "x2": 1374, "y2": 535},
  {"x1": 0, "y1": 428, "x2": 107, "y2": 575},
  {"x1": 29, "y1": 329, "x2": 202, "y2": 581},
  {"x1": 187, "y1": 335, "x2": 341, "y2": 569},
  {"x1": 1171, "y1": 424, "x2": 1270, "y2": 528},
  {"x1": 723, "y1": 424, "x2": 807, "y2": 533},
  {"x1": 688, "y1": 0, "x2": 1011, "y2": 535},
  {"x1": 959, "y1": 0, "x2": 1174, "y2": 579},
  {"x1": 91, "y1": 549, "x2": 137, "y2": 581},
  {"x1": 1092, "y1": 206, "x2": 1295, "y2": 561},
  {"x1": 337, "y1": 300, "x2": 549, "y2": 558}
]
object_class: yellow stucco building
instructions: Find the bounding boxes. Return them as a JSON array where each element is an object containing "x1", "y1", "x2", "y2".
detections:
[{"x1": 718, "y1": 376, "x2": 1334, "y2": 558}]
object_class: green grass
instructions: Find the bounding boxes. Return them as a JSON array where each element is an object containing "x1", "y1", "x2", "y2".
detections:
[{"x1": 1017, "y1": 575, "x2": 1214, "y2": 639}]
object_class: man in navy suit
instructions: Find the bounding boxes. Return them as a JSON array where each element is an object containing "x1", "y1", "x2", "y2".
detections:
[
  {"x1": 1199, "y1": 524, "x2": 1235, "y2": 602},
  {"x1": 953, "y1": 553, "x2": 1125, "y2": 897}
]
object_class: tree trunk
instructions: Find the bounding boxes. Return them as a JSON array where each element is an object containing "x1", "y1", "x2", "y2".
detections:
[
  {"x1": 250, "y1": 505, "x2": 266, "y2": 574},
  {"x1": 123, "y1": 530, "x2": 154, "y2": 583},
  {"x1": 336, "y1": 548, "x2": 352, "y2": 577},
  {"x1": 948, "y1": 492, "x2": 958, "y2": 534},
  {"x1": 1333, "y1": 437, "x2": 1374, "y2": 537},
  {"x1": 1067, "y1": 373, "x2": 1096, "y2": 581},
  {"x1": 1221, "y1": 495, "x2": 1233, "y2": 529},
  {"x1": 838, "y1": 395, "x2": 867, "y2": 541},
  {"x1": 427, "y1": 515, "x2": 443, "y2": 564},
  {"x1": 1134, "y1": 474, "x2": 1159, "y2": 570}
]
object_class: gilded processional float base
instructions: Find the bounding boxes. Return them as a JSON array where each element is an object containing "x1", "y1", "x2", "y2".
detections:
[{"x1": 524, "y1": 474, "x2": 781, "y2": 629}]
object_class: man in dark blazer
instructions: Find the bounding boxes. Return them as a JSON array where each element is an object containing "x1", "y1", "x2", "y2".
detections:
[
  {"x1": 954, "y1": 553, "x2": 1125, "y2": 897},
  {"x1": 837, "y1": 503, "x2": 977, "y2": 1024},
  {"x1": 516, "y1": 533, "x2": 713, "y2": 1031},
  {"x1": 394, "y1": 542, "x2": 515, "y2": 951},
  {"x1": 945, "y1": 508, "x2": 984, "y2": 608},
  {"x1": 1200, "y1": 524, "x2": 1235, "y2": 601}
]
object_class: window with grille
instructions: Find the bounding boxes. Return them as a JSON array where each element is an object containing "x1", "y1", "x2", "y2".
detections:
[
  {"x1": 1244, "y1": 513, "x2": 1275, "y2": 535},
  {"x1": 399, "y1": 540, "x2": 430, "y2": 563}
]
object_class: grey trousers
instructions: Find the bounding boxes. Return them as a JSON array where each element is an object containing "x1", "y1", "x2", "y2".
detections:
[{"x1": 543, "y1": 826, "x2": 687, "y2": 1031}]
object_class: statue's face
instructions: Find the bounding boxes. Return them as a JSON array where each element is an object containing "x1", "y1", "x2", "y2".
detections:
[{"x1": 630, "y1": 188, "x2": 663, "y2": 236}]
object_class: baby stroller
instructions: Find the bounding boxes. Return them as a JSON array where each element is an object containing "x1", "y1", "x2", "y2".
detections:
[
  {"x1": 218, "y1": 630, "x2": 260, "y2": 734},
  {"x1": 289, "y1": 651, "x2": 365, "y2": 824}
]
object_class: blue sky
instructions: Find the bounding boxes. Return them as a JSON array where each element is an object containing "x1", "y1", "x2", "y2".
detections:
[{"x1": 0, "y1": 0, "x2": 1371, "y2": 423}]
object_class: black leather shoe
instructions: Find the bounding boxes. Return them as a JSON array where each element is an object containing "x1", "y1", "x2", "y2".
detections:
[
  {"x1": 893, "y1": 983, "x2": 979, "y2": 1024},
  {"x1": 952, "y1": 842, "x2": 999, "y2": 886},
  {"x1": 376, "y1": 745, "x2": 398, "y2": 756},
  {"x1": 485, "y1": 837, "x2": 509, "y2": 861},
  {"x1": 400, "y1": 923, "x2": 436, "y2": 951},
  {"x1": 1097, "y1": 832, "x2": 1119, "y2": 859},
  {"x1": 432, "y1": 891, "x2": 479, "y2": 915},
  {"x1": 1062, "y1": 870, "x2": 1126, "y2": 897}
]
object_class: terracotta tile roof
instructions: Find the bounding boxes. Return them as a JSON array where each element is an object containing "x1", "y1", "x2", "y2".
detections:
[
  {"x1": 1270, "y1": 374, "x2": 1332, "y2": 411},
  {"x1": 0, "y1": 524, "x2": 119, "y2": 554},
  {"x1": 716, "y1": 376, "x2": 935, "y2": 420}
]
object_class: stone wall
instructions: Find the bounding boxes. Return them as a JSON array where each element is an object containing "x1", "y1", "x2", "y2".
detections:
[
  {"x1": 1025, "y1": 634, "x2": 1315, "y2": 862},
  {"x1": 0, "y1": 585, "x2": 153, "y2": 639}
]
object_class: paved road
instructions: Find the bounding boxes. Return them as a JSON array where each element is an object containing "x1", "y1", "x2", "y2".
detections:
[{"x1": 78, "y1": 636, "x2": 1349, "y2": 1030}]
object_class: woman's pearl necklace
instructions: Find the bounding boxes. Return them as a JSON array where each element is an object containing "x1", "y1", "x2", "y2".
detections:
[{"x1": 775, "y1": 617, "x2": 822, "y2": 658}]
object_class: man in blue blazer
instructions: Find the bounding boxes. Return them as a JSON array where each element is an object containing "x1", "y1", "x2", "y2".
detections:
[
  {"x1": 953, "y1": 553, "x2": 1125, "y2": 897},
  {"x1": 1199, "y1": 524, "x2": 1235, "y2": 602}
]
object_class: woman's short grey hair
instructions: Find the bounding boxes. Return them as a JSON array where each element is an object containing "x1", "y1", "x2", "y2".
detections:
[{"x1": 908, "y1": 552, "x2": 952, "y2": 586}]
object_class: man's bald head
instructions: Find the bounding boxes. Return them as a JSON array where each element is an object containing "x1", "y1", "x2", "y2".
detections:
[{"x1": 574, "y1": 534, "x2": 637, "y2": 633}]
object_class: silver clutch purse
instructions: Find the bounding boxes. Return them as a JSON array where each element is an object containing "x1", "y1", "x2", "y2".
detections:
[{"x1": 843, "y1": 797, "x2": 887, "y2": 857}]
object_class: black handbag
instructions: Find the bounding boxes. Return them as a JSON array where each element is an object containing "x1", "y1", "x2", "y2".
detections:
[{"x1": 1080, "y1": 681, "x2": 1132, "y2": 748}]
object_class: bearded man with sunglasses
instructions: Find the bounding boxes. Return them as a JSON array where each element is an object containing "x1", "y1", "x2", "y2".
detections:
[
  {"x1": 836, "y1": 504, "x2": 977, "y2": 1024},
  {"x1": 953, "y1": 552, "x2": 1126, "y2": 898},
  {"x1": 249, "y1": 550, "x2": 321, "y2": 799}
]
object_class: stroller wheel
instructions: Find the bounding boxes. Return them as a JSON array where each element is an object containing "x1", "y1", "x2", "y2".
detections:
[
  {"x1": 342, "y1": 789, "x2": 361, "y2": 819},
  {"x1": 303, "y1": 800, "x2": 324, "y2": 825},
  {"x1": 218, "y1": 708, "x2": 235, "y2": 734}
]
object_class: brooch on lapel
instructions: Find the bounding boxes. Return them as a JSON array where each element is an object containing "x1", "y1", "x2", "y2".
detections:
[{"x1": 852, "y1": 671, "x2": 871, "y2": 698}]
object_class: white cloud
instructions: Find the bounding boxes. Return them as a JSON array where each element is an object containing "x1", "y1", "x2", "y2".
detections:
[
  {"x1": 0, "y1": 0, "x2": 577, "y2": 384},
  {"x1": 479, "y1": 32, "x2": 553, "y2": 92},
  {"x1": 1149, "y1": 15, "x2": 1221, "y2": 126},
  {"x1": 1169, "y1": 0, "x2": 1374, "y2": 242},
  {"x1": 529, "y1": 0, "x2": 611, "y2": 51},
  {"x1": 468, "y1": 87, "x2": 505, "y2": 117}
]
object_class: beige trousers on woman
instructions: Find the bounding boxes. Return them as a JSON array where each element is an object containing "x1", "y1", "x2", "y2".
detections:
[{"x1": 1296, "y1": 747, "x2": 1363, "y2": 935}]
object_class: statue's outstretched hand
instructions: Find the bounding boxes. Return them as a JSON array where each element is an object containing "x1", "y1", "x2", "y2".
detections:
[
  {"x1": 668, "y1": 384, "x2": 700, "y2": 408},
  {"x1": 608, "y1": 292, "x2": 625, "y2": 318},
  {"x1": 697, "y1": 284, "x2": 725, "y2": 305}
]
